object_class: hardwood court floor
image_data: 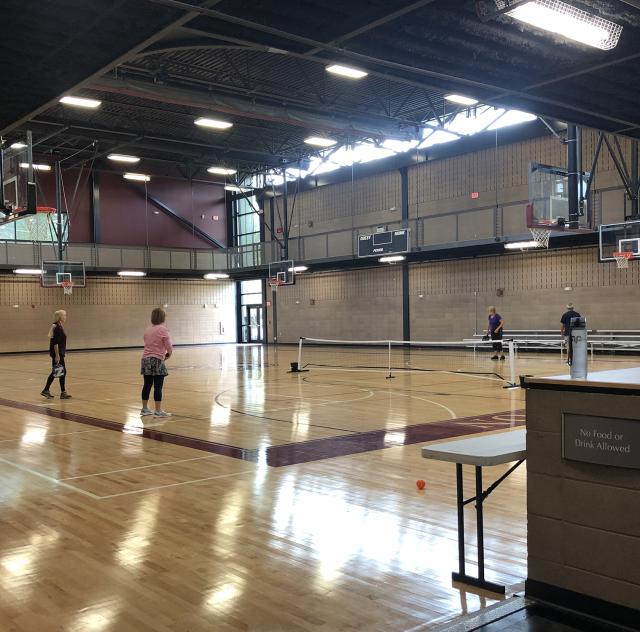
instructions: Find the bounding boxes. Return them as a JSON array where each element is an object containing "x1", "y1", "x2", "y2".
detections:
[{"x1": 0, "y1": 345, "x2": 637, "y2": 632}]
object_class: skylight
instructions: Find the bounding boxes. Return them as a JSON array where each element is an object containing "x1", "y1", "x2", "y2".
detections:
[{"x1": 265, "y1": 105, "x2": 538, "y2": 185}]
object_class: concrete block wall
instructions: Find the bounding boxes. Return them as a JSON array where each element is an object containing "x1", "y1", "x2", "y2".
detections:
[
  {"x1": 0, "y1": 277, "x2": 236, "y2": 352},
  {"x1": 271, "y1": 266, "x2": 402, "y2": 342},
  {"x1": 271, "y1": 246, "x2": 640, "y2": 343},
  {"x1": 270, "y1": 129, "x2": 633, "y2": 253},
  {"x1": 527, "y1": 388, "x2": 640, "y2": 610}
]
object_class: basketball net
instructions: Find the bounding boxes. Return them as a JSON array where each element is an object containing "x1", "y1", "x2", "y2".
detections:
[
  {"x1": 530, "y1": 227, "x2": 551, "y2": 248},
  {"x1": 268, "y1": 278, "x2": 284, "y2": 292},
  {"x1": 613, "y1": 252, "x2": 633, "y2": 269},
  {"x1": 61, "y1": 280, "x2": 74, "y2": 295}
]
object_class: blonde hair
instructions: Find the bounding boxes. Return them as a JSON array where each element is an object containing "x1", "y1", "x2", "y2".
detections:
[
  {"x1": 48, "y1": 310, "x2": 66, "y2": 339},
  {"x1": 488, "y1": 306, "x2": 496, "y2": 313}
]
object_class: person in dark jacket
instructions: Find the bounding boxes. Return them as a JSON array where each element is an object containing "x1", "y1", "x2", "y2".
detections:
[
  {"x1": 41, "y1": 310, "x2": 71, "y2": 399},
  {"x1": 561, "y1": 303, "x2": 581, "y2": 365},
  {"x1": 488, "y1": 306, "x2": 505, "y2": 360}
]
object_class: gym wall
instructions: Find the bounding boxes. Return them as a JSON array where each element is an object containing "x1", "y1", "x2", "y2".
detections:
[
  {"x1": 272, "y1": 129, "x2": 634, "y2": 246},
  {"x1": 272, "y1": 246, "x2": 640, "y2": 343},
  {"x1": 0, "y1": 277, "x2": 236, "y2": 353}
]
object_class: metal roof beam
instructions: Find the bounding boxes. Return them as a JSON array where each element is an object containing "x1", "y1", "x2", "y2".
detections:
[{"x1": 90, "y1": 75, "x2": 420, "y2": 141}]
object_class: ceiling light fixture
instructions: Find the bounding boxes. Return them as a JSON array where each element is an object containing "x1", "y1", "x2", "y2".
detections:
[
  {"x1": 59, "y1": 95, "x2": 102, "y2": 108},
  {"x1": 304, "y1": 136, "x2": 337, "y2": 148},
  {"x1": 123, "y1": 173, "x2": 150, "y2": 182},
  {"x1": 19, "y1": 162, "x2": 50, "y2": 171},
  {"x1": 288, "y1": 266, "x2": 308, "y2": 272},
  {"x1": 13, "y1": 268, "x2": 42, "y2": 275},
  {"x1": 108, "y1": 154, "x2": 140, "y2": 163},
  {"x1": 10, "y1": 142, "x2": 26, "y2": 149},
  {"x1": 445, "y1": 94, "x2": 479, "y2": 106},
  {"x1": 204, "y1": 273, "x2": 230, "y2": 280},
  {"x1": 117, "y1": 270, "x2": 147, "y2": 277},
  {"x1": 505, "y1": 0, "x2": 622, "y2": 50},
  {"x1": 224, "y1": 185, "x2": 251, "y2": 193},
  {"x1": 326, "y1": 64, "x2": 368, "y2": 79},
  {"x1": 379, "y1": 255, "x2": 406, "y2": 263},
  {"x1": 504, "y1": 240, "x2": 540, "y2": 249},
  {"x1": 195, "y1": 117, "x2": 233, "y2": 130},
  {"x1": 207, "y1": 167, "x2": 237, "y2": 175}
]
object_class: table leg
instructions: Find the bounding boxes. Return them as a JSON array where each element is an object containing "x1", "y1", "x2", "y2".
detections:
[
  {"x1": 476, "y1": 465, "x2": 485, "y2": 582},
  {"x1": 451, "y1": 463, "x2": 506, "y2": 594},
  {"x1": 456, "y1": 463, "x2": 465, "y2": 577}
]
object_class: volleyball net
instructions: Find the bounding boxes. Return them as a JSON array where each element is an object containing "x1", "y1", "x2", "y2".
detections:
[{"x1": 295, "y1": 337, "x2": 517, "y2": 386}]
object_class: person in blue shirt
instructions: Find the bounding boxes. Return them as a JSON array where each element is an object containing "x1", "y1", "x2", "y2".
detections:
[{"x1": 488, "y1": 306, "x2": 505, "y2": 360}]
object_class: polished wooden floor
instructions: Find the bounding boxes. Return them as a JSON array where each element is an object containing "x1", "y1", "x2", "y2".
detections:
[{"x1": 0, "y1": 345, "x2": 637, "y2": 631}]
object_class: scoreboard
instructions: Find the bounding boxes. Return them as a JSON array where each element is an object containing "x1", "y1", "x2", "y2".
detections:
[{"x1": 358, "y1": 228, "x2": 410, "y2": 258}]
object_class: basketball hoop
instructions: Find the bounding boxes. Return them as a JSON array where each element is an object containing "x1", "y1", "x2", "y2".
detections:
[
  {"x1": 613, "y1": 251, "x2": 633, "y2": 269},
  {"x1": 60, "y1": 280, "x2": 74, "y2": 295},
  {"x1": 268, "y1": 277, "x2": 284, "y2": 292},
  {"x1": 530, "y1": 227, "x2": 551, "y2": 249}
]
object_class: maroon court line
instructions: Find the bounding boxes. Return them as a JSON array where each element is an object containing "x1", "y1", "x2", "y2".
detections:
[{"x1": 0, "y1": 397, "x2": 524, "y2": 467}]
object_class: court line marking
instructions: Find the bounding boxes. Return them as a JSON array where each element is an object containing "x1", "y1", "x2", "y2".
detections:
[
  {"x1": 95, "y1": 469, "x2": 255, "y2": 499},
  {"x1": 0, "y1": 427, "x2": 108, "y2": 444},
  {"x1": 59, "y1": 454, "x2": 219, "y2": 481},
  {"x1": 0, "y1": 455, "x2": 100, "y2": 499}
]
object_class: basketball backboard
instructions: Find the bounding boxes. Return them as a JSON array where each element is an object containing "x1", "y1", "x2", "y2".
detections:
[
  {"x1": 527, "y1": 163, "x2": 590, "y2": 230},
  {"x1": 41, "y1": 261, "x2": 86, "y2": 288},
  {"x1": 268, "y1": 260, "x2": 296, "y2": 285},
  {"x1": 599, "y1": 220, "x2": 640, "y2": 262}
]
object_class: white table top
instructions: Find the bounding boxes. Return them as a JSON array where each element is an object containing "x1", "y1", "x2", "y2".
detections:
[
  {"x1": 524, "y1": 367, "x2": 640, "y2": 390},
  {"x1": 421, "y1": 429, "x2": 526, "y2": 466}
]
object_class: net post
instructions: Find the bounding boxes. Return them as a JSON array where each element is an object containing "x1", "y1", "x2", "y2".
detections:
[
  {"x1": 503, "y1": 339, "x2": 517, "y2": 388},
  {"x1": 386, "y1": 340, "x2": 395, "y2": 379},
  {"x1": 288, "y1": 337, "x2": 308, "y2": 373}
]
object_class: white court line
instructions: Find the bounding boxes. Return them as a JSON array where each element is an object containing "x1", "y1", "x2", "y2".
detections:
[
  {"x1": 0, "y1": 427, "x2": 107, "y2": 444},
  {"x1": 96, "y1": 469, "x2": 255, "y2": 499},
  {"x1": 60, "y1": 454, "x2": 218, "y2": 481},
  {"x1": 0, "y1": 455, "x2": 100, "y2": 499},
  {"x1": 389, "y1": 391, "x2": 457, "y2": 419}
]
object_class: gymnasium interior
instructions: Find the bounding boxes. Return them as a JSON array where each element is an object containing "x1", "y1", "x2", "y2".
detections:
[{"x1": 1, "y1": 1, "x2": 640, "y2": 631}]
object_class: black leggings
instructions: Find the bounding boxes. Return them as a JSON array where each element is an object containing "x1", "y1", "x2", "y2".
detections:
[
  {"x1": 45, "y1": 357, "x2": 66, "y2": 392},
  {"x1": 142, "y1": 375, "x2": 165, "y2": 402},
  {"x1": 491, "y1": 331, "x2": 503, "y2": 353}
]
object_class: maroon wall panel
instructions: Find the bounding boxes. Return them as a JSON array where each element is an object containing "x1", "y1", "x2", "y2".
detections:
[{"x1": 99, "y1": 173, "x2": 227, "y2": 249}]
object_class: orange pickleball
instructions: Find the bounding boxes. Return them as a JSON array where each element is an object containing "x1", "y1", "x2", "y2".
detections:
[{"x1": 416, "y1": 479, "x2": 426, "y2": 490}]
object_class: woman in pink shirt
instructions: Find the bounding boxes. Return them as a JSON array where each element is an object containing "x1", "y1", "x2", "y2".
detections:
[{"x1": 140, "y1": 307, "x2": 173, "y2": 417}]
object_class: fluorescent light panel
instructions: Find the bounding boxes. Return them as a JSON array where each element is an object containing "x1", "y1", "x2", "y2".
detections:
[
  {"x1": 379, "y1": 255, "x2": 405, "y2": 263},
  {"x1": 204, "y1": 273, "x2": 230, "y2": 280},
  {"x1": 207, "y1": 166, "x2": 237, "y2": 175},
  {"x1": 19, "y1": 162, "x2": 50, "y2": 171},
  {"x1": 123, "y1": 173, "x2": 150, "y2": 182},
  {"x1": 506, "y1": 0, "x2": 622, "y2": 51},
  {"x1": 326, "y1": 64, "x2": 368, "y2": 79},
  {"x1": 117, "y1": 270, "x2": 146, "y2": 277},
  {"x1": 304, "y1": 136, "x2": 337, "y2": 148},
  {"x1": 504, "y1": 240, "x2": 540, "y2": 249},
  {"x1": 445, "y1": 94, "x2": 478, "y2": 106},
  {"x1": 60, "y1": 95, "x2": 102, "y2": 108},
  {"x1": 195, "y1": 117, "x2": 233, "y2": 130},
  {"x1": 108, "y1": 154, "x2": 140, "y2": 163},
  {"x1": 13, "y1": 268, "x2": 42, "y2": 275}
]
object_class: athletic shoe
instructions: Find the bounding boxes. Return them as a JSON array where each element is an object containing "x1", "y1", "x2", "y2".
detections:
[
  {"x1": 491, "y1": 355, "x2": 499, "y2": 360},
  {"x1": 60, "y1": 392, "x2": 72, "y2": 399},
  {"x1": 40, "y1": 390, "x2": 54, "y2": 399},
  {"x1": 154, "y1": 410, "x2": 172, "y2": 418},
  {"x1": 500, "y1": 355, "x2": 506, "y2": 360},
  {"x1": 140, "y1": 408, "x2": 154, "y2": 416}
]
